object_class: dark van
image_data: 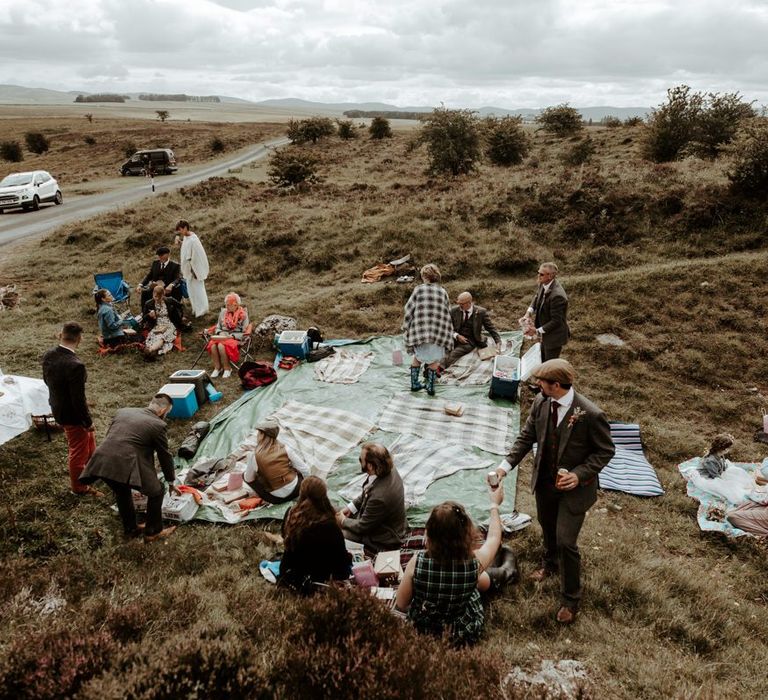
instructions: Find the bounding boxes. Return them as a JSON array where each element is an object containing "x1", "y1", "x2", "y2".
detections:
[{"x1": 120, "y1": 149, "x2": 178, "y2": 176}]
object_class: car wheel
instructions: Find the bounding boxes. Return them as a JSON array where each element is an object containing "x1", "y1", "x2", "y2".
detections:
[
  {"x1": 31, "y1": 195, "x2": 40, "y2": 211},
  {"x1": 54, "y1": 191, "x2": 63, "y2": 205}
]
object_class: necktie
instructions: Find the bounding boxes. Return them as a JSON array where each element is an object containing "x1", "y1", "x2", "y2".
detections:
[
  {"x1": 161, "y1": 263, "x2": 165, "y2": 271},
  {"x1": 550, "y1": 400, "x2": 560, "y2": 428},
  {"x1": 463, "y1": 310, "x2": 468, "y2": 322}
]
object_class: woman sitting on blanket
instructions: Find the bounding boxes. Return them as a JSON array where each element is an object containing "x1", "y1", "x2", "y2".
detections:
[
  {"x1": 95, "y1": 288, "x2": 137, "y2": 348},
  {"x1": 207, "y1": 292, "x2": 249, "y2": 379},
  {"x1": 401, "y1": 263, "x2": 453, "y2": 397},
  {"x1": 243, "y1": 419, "x2": 310, "y2": 504},
  {"x1": 279, "y1": 476, "x2": 353, "y2": 594},
  {"x1": 142, "y1": 284, "x2": 185, "y2": 359},
  {"x1": 698, "y1": 434, "x2": 735, "y2": 478},
  {"x1": 395, "y1": 482, "x2": 517, "y2": 647}
]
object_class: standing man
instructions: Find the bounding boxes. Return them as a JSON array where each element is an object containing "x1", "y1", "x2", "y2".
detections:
[
  {"x1": 79, "y1": 394, "x2": 179, "y2": 542},
  {"x1": 175, "y1": 219, "x2": 209, "y2": 318},
  {"x1": 336, "y1": 442, "x2": 407, "y2": 553},
  {"x1": 136, "y1": 246, "x2": 183, "y2": 308},
  {"x1": 442, "y1": 291, "x2": 502, "y2": 368},
  {"x1": 42, "y1": 322, "x2": 103, "y2": 497},
  {"x1": 520, "y1": 262, "x2": 569, "y2": 362},
  {"x1": 494, "y1": 359, "x2": 614, "y2": 624}
]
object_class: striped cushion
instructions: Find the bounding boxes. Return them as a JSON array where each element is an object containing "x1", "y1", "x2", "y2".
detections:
[{"x1": 598, "y1": 422, "x2": 664, "y2": 497}]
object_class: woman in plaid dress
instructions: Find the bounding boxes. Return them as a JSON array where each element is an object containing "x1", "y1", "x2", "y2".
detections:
[
  {"x1": 395, "y1": 482, "x2": 515, "y2": 646},
  {"x1": 401, "y1": 264, "x2": 453, "y2": 396}
]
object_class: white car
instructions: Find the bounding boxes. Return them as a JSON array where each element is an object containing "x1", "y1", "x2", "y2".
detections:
[{"x1": 0, "y1": 170, "x2": 63, "y2": 213}]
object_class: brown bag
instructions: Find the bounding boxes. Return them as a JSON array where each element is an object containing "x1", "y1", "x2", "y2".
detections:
[{"x1": 374, "y1": 550, "x2": 402, "y2": 584}]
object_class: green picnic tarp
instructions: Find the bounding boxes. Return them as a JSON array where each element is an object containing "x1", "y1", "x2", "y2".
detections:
[{"x1": 179, "y1": 332, "x2": 522, "y2": 526}]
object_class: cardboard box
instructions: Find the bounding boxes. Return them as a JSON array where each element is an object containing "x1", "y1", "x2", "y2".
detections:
[{"x1": 374, "y1": 550, "x2": 402, "y2": 584}]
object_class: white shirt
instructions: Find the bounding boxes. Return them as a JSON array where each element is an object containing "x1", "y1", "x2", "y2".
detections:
[
  {"x1": 243, "y1": 444, "x2": 310, "y2": 498},
  {"x1": 58, "y1": 344, "x2": 75, "y2": 353},
  {"x1": 498, "y1": 388, "x2": 575, "y2": 474},
  {"x1": 346, "y1": 473, "x2": 377, "y2": 515}
]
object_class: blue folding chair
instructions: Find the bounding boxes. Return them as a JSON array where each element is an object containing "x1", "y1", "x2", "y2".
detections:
[{"x1": 93, "y1": 271, "x2": 132, "y2": 315}]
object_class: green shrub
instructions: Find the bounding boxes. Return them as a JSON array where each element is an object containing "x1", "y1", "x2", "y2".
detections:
[
  {"x1": 691, "y1": 91, "x2": 755, "y2": 159},
  {"x1": 536, "y1": 104, "x2": 583, "y2": 136},
  {"x1": 0, "y1": 140, "x2": 23, "y2": 162},
  {"x1": 267, "y1": 148, "x2": 319, "y2": 187},
  {"x1": 25, "y1": 132, "x2": 50, "y2": 154},
  {"x1": 336, "y1": 119, "x2": 357, "y2": 140},
  {"x1": 561, "y1": 136, "x2": 595, "y2": 165},
  {"x1": 210, "y1": 136, "x2": 226, "y2": 153},
  {"x1": 624, "y1": 116, "x2": 644, "y2": 127},
  {"x1": 414, "y1": 108, "x2": 480, "y2": 175},
  {"x1": 369, "y1": 116, "x2": 392, "y2": 140},
  {"x1": 122, "y1": 141, "x2": 137, "y2": 158},
  {"x1": 287, "y1": 116, "x2": 335, "y2": 144},
  {"x1": 484, "y1": 115, "x2": 530, "y2": 166},
  {"x1": 601, "y1": 116, "x2": 622, "y2": 128},
  {"x1": 727, "y1": 118, "x2": 768, "y2": 197}
]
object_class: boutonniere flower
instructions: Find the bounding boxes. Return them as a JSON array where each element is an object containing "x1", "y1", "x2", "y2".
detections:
[{"x1": 567, "y1": 407, "x2": 586, "y2": 428}]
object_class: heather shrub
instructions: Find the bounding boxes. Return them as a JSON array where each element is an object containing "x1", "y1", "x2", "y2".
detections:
[
  {"x1": 336, "y1": 119, "x2": 357, "y2": 140},
  {"x1": 691, "y1": 91, "x2": 755, "y2": 158},
  {"x1": 369, "y1": 116, "x2": 392, "y2": 140},
  {"x1": 123, "y1": 141, "x2": 138, "y2": 158},
  {"x1": 414, "y1": 107, "x2": 481, "y2": 176},
  {"x1": 624, "y1": 116, "x2": 644, "y2": 127},
  {"x1": 535, "y1": 103, "x2": 583, "y2": 136},
  {"x1": 84, "y1": 135, "x2": 96, "y2": 145},
  {"x1": 727, "y1": 118, "x2": 768, "y2": 197},
  {"x1": 484, "y1": 115, "x2": 530, "y2": 166},
  {"x1": 561, "y1": 136, "x2": 595, "y2": 165},
  {"x1": 0, "y1": 140, "x2": 23, "y2": 162},
  {"x1": 601, "y1": 115, "x2": 622, "y2": 128},
  {"x1": 287, "y1": 116, "x2": 335, "y2": 144},
  {"x1": 267, "y1": 148, "x2": 319, "y2": 187},
  {"x1": 25, "y1": 132, "x2": 50, "y2": 154},
  {"x1": 210, "y1": 136, "x2": 226, "y2": 153}
]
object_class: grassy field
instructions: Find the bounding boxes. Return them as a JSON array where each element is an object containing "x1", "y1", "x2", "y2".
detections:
[{"x1": 1, "y1": 120, "x2": 768, "y2": 698}]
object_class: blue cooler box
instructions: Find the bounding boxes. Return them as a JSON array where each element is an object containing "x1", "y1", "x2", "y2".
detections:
[
  {"x1": 159, "y1": 383, "x2": 199, "y2": 419},
  {"x1": 277, "y1": 330, "x2": 311, "y2": 359},
  {"x1": 488, "y1": 343, "x2": 542, "y2": 402}
]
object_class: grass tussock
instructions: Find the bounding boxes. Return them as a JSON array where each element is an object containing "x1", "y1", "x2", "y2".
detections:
[{"x1": 1, "y1": 124, "x2": 768, "y2": 697}]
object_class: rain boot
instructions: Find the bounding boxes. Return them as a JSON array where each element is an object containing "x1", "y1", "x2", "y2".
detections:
[
  {"x1": 486, "y1": 545, "x2": 519, "y2": 590},
  {"x1": 426, "y1": 368, "x2": 436, "y2": 396},
  {"x1": 410, "y1": 366, "x2": 424, "y2": 391}
]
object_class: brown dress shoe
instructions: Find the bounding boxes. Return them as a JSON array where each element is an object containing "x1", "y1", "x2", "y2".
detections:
[
  {"x1": 556, "y1": 606, "x2": 577, "y2": 624},
  {"x1": 528, "y1": 567, "x2": 552, "y2": 582},
  {"x1": 75, "y1": 485, "x2": 105, "y2": 498},
  {"x1": 143, "y1": 525, "x2": 177, "y2": 543}
]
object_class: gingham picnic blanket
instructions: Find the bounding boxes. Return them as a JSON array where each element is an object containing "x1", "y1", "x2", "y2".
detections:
[
  {"x1": 313, "y1": 350, "x2": 375, "y2": 384},
  {"x1": 235, "y1": 400, "x2": 375, "y2": 478},
  {"x1": 378, "y1": 394, "x2": 513, "y2": 455},
  {"x1": 438, "y1": 339, "x2": 514, "y2": 386},
  {"x1": 340, "y1": 434, "x2": 495, "y2": 507}
]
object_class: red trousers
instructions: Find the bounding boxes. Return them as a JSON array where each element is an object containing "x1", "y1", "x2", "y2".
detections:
[{"x1": 63, "y1": 425, "x2": 96, "y2": 494}]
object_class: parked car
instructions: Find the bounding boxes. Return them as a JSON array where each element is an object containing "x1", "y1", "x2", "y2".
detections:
[
  {"x1": 121, "y1": 149, "x2": 178, "y2": 176},
  {"x1": 0, "y1": 170, "x2": 62, "y2": 213}
]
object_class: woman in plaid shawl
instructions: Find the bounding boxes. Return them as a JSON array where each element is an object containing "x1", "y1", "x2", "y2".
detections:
[{"x1": 402, "y1": 264, "x2": 453, "y2": 395}]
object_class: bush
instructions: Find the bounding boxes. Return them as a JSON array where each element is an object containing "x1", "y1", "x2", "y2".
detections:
[
  {"x1": 267, "y1": 148, "x2": 319, "y2": 187},
  {"x1": 287, "y1": 117, "x2": 335, "y2": 144},
  {"x1": 25, "y1": 132, "x2": 50, "y2": 154},
  {"x1": 691, "y1": 91, "x2": 755, "y2": 159},
  {"x1": 484, "y1": 115, "x2": 530, "y2": 166},
  {"x1": 536, "y1": 104, "x2": 583, "y2": 136},
  {"x1": 210, "y1": 136, "x2": 226, "y2": 153},
  {"x1": 336, "y1": 119, "x2": 357, "y2": 140},
  {"x1": 84, "y1": 136, "x2": 96, "y2": 145},
  {"x1": 0, "y1": 141, "x2": 23, "y2": 162},
  {"x1": 414, "y1": 108, "x2": 481, "y2": 176},
  {"x1": 601, "y1": 115, "x2": 622, "y2": 128},
  {"x1": 369, "y1": 116, "x2": 392, "y2": 140},
  {"x1": 727, "y1": 118, "x2": 768, "y2": 197},
  {"x1": 624, "y1": 116, "x2": 644, "y2": 127},
  {"x1": 122, "y1": 141, "x2": 137, "y2": 158},
  {"x1": 561, "y1": 136, "x2": 595, "y2": 165},
  {"x1": 156, "y1": 110, "x2": 170, "y2": 122}
]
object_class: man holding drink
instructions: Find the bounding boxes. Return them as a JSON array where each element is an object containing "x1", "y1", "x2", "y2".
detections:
[{"x1": 492, "y1": 359, "x2": 614, "y2": 624}]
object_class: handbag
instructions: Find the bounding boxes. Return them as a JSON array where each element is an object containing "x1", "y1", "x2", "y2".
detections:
[{"x1": 306, "y1": 346, "x2": 335, "y2": 363}]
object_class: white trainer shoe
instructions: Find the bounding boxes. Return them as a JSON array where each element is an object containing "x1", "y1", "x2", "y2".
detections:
[
  {"x1": 210, "y1": 369, "x2": 220, "y2": 378},
  {"x1": 222, "y1": 370, "x2": 232, "y2": 379}
]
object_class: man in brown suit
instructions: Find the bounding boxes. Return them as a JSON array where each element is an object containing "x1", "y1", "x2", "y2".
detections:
[
  {"x1": 520, "y1": 262, "x2": 570, "y2": 362},
  {"x1": 442, "y1": 291, "x2": 502, "y2": 368},
  {"x1": 494, "y1": 359, "x2": 614, "y2": 623},
  {"x1": 80, "y1": 394, "x2": 179, "y2": 542}
]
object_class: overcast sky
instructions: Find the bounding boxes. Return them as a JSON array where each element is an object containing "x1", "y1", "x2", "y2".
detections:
[{"x1": 1, "y1": 0, "x2": 767, "y2": 108}]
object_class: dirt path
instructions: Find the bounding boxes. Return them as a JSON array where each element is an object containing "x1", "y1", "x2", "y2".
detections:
[{"x1": 0, "y1": 136, "x2": 289, "y2": 247}]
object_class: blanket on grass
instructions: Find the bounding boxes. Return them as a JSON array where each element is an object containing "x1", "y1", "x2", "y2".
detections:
[
  {"x1": 313, "y1": 350, "x2": 375, "y2": 384},
  {"x1": 598, "y1": 422, "x2": 664, "y2": 497},
  {"x1": 438, "y1": 337, "x2": 521, "y2": 386}
]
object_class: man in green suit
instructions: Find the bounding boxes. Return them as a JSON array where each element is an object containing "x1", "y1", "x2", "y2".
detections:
[{"x1": 494, "y1": 359, "x2": 614, "y2": 624}]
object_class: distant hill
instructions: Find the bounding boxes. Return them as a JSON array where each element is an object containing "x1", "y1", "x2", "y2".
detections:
[{"x1": 0, "y1": 84, "x2": 247, "y2": 105}]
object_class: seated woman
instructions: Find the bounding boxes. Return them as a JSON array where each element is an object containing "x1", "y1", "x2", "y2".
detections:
[
  {"x1": 207, "y1": 293, "x2": 249, "y2": 379},
  {"x1": 279, "y1": 476, "x2": 353, "y2": 594},
  {"x1": 95, "y1": 288, "x2": 136, "y2": 347},
  {"x1": 142, "y1": 284, "x2": 185, "y2": 359},
  {"x1": 395, "y1": 482, "x2": 516, "y2": 647},
  {"x1": 698, "y1": 433, "x2": 735, "y2": 478},
  {"x1": 243, "y1": 419, "x2": 310, "y2": 504}
]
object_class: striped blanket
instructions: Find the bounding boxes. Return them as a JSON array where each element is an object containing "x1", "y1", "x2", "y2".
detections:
[
  {"x1": 439, "y1": 337, "x2": 522, "y2": 386},
  {"x1": 378, "y1": 393, "x2": 514, "y2": 455},
  {"x1": 339, "y1": 434, "x2": 495, "y2": 507},
  {"x1": 598, "y1": 422, "x2": 664, "y2": 497},
  {"x1": 313, "y1": 350, "x2": 375, "y2": 384}
]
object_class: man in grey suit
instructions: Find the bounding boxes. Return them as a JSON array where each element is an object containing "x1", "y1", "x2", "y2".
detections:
[
  {"x1": 442, "y1": 291, "x2": 502, "y2": 368},
  {"x1": 494, "y1": 359, "x2": 614, "y2": 624},
  {"x1": 80, "y1": 394, "x2": 180, "y2": 542},
  {"x1": 521, "y1": 262, "x2": 569, "y2": 362},
  {"x1": 337, "y1": 442, "x2": 407, "y2": 553}
]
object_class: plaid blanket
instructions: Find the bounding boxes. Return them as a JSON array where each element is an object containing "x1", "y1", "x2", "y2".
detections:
[
  {"x1": 313, "y1": 350, "x2": 375, "y2": 384},
  {"x1": 340, "y1": 434, "x2": 495, "y2": 507},
  {"x1": 439, "y1": 337, "x2": 521, "y2": 386},
  {"x1": 378, "y1": 394, "x2": 513, "y2": 455},
  {"x1": 402, "y1": 283, "x2": 453, "y2": 354},
  {"x1": 235, "y1": 400, "x2": 375, "y2": 478}
]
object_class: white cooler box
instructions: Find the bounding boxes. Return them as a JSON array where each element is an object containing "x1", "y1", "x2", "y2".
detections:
[
  {"x1": 131, "y1": 491, "x2": 198, "y2": 522},
  {"x1": 488, "y1": 343, "x2": 542, "y2": 401}
]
